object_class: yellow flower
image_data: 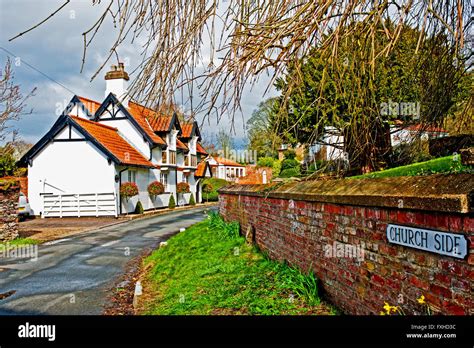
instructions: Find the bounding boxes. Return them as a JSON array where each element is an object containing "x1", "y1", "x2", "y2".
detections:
[
  {"x1": 417, "y1": 295, "x2": 426, "y2": 304},
  {"x1": 383, "y1": 302, "x2": 392, "y2": 313},
  {"x1": 380, "y1": 311, "x2": 386, "y2": 316}
]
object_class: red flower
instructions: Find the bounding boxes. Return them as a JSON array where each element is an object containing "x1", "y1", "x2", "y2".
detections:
[
  {"x1": 120, "y1": 182, "x2": 139, "y2": 198},
  {"x1": 148, "y1": 181, "x2": 165, "y2": 196},
  {"x1": 177, "y1": 182, "x2": 190, "y2": 193}
]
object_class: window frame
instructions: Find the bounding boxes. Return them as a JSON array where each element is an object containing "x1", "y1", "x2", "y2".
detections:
[
  {"x1": 128, "y1": 169, "x2": 137, "y2": 183},
  {"x1": 160, "y1": 172, "x2": 168, "y2": 192}
]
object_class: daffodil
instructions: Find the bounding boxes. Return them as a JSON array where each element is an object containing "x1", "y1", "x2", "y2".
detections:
[
  {"x1": 383, "y1": 302, "x2": 392, "y2": 313},
  {"x1": 417, "y1": 295, "x2": 425, "y2": 304}
]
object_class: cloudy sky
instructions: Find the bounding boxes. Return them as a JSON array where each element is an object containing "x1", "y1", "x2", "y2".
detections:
[{"x1": 0, "y1": 0, "x2": 277, "y2": 147}]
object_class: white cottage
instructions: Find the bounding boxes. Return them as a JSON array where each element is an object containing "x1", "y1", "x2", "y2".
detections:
[
  {"x1": 20, "y1": 63, "x2": 212, "y2": 217},
  {"x1": 206, "y1": 156, "x2": 246, "y2": 182}
]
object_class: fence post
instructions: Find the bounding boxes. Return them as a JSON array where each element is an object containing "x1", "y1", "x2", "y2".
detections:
[{"x1": 41, "y1": 195, "x2": 45, "y2": 218}]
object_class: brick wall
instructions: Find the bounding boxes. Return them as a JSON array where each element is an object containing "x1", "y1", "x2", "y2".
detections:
[
  {"x1": 218, "y1": 174, "x2": 473, "y2": 315},
  {"x1": 0, "y1": 179, "x2": 20, "y2": 242}
]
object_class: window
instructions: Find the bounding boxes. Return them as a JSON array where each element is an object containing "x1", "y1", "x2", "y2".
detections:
[
  {"x1": 160, "y1": 172, "x2": 168, "y2": 191},
  {"x1": 191, "y1": 155, "x2": 197, "y2": 167},
  {"x1": 169, "y1": 151, "x2": 176, "y2": 164},
  {"x1": 162, "y1": 151, "x2": 168, "y2": 164},
  {"x1": 128, "y1": 170, "x2": 137, "y2": 183},
  {"x1": 183, "y1": 175, "x2": 188, "y2": 183}
]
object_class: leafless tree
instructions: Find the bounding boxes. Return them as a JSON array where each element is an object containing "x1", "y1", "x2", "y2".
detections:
[
  {"x1": 9, "y1": 1, "x2": 470, "y2": 112},
  {"x1": 0, "y1": 58, "x2": 36, "y2": 148},
  {"x1": 8, "y1": 1, "x2": 472, "y2": 172}
]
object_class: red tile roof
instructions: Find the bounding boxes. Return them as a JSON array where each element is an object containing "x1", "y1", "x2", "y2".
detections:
[
  {"x1": 214, "y1": 157, "x2": 245, "y2": 167},
  {"x1": 196, "y1": 142, "x2": 207, "y2": 155},
  {"x1": 195, "y1": 161, "x2": 209, "y2": 177},
  {"x1": 77, "y1": 96, "x2": 101, "y2": 115},
  {"x1": 71, "y1": 116, "x2": 154, "y2": 168},
  {"x1": 176, "y1": 138, "x2": 188, "y2": 151},
  {"x1": 128, "y1": 101, "x2": 174, "y2": 132},
  {"x1": 126, "y1": 102, "x2": 167, "y2": 145},
  {"x1": 181, "y1": 123, "x2": 194, "y2": 138},
  {"x1": 237, "y1": 166, "x2": 272, "y2": 184}
]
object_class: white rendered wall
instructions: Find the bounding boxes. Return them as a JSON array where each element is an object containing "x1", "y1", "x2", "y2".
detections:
[
  {"x1": 119, "y1": 167, "x2": 181, "y2": 212},
  {"x1": 151, "y1": 147, "x2": 162, "y2": 165},
  {"x1": 28, "y1": 139, "x2": 116, "y2": 216},
  {"x1": 120, "y1": 167, "x2": 152, "y2": 213},
  {"x1": 99, "y1": 114, "x2": 151, "y2": 159},
  {"x1": 177, "y1": 152, "x2": 185, "y2": 166}
]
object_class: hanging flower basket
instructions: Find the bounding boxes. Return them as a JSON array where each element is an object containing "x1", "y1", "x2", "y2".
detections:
[
  {"x1": 177, "y1": 182, "x2": 190, "y2": 194},
  {"x1": 148, "y1": 181, "x2": 165, "y2": 196},
  {"x1": 120, "y1": 182, "x2": 139, "y2": 200}
]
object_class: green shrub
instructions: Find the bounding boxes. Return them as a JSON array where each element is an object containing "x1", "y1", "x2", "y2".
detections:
[
  {"x1": 283, "y1": 149, "x2": 296, "y2": 160},
  {"x1": 257, "y1": 157, "x2": 275, "y2": 167},
  {"x1": 13, "y1": 167, "x2": 27, "y2": 177},
  {"x1": 279, "y1": 167, "x2": 301, "y2": 178},
  {"x1": 203, "y1": 191, "x2": 219, "y2": 202},
  {"x1": 134, "y1": 201, "x2": 144, "y2": 214},
  {"x1": 281, "y1": 158, "x2": 300, "y2": 171},
  {"x1": 0, "y1": 152, "x2": 16, "y2": 177},
  {"x1": 257, "y1": 156, "x2": 281, "y2": 176},
  {"x1": 189, "y1": 193, "x2": 196, "y2": 206},
  {"x1": 272, "y1": 160, "x2": 282, "y2": 176},
  {"x1": 168, "y1": 194, "x2": 176, "y2": 209},
  {"x1": 202, "y1": 178, "x2": 228, "y2": 202},
  {"x1": 202, "y1": 183, "x2": 213, "y2": 193}
]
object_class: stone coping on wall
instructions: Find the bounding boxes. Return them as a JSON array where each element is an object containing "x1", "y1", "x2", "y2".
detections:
[{"x1": 218, "y1": 173, "x2": 474, "y2": 213}]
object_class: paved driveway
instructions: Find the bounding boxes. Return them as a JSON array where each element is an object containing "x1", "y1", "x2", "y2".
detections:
[
  {"x1": 19, "y1": 216, "x2": 123, "y2": 242},
  {"x1": 0, "y1": 206, "x2": 213, "y2": 315}
]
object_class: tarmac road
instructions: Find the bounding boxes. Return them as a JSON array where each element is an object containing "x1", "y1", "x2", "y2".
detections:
[{"x1": 0, "y1": 206, "x2": 214, "y2": 315}]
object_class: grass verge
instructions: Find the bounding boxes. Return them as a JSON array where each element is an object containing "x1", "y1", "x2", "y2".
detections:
[
  {"x1": 140, "y1": 212, "x2": 336, "y2": 315},
  {"x1": 350, "y1": 155, "x2": 472, "y2": 179},
  {"x1": 201, "y1": 178, "x2": 229, "y2": 202},
  {"x1": 0, "y1": 238, "x2": 39, "y2": 251}
]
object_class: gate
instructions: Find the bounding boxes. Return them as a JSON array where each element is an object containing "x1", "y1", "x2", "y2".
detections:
[{"x1": 42, "y1": 192, "x2": 117, "y2": 218}]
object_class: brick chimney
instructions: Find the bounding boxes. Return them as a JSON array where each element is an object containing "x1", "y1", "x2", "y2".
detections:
[{"x1": 105, "y1": 62, "x2": 129, "y2": 107}]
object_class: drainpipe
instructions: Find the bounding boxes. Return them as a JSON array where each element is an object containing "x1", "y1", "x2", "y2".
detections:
[
  {"x1": 175, "y1": 163, "x2": 178, "y2": 204},
  {"x1": 118, "y1": 167, "x2": 129, "y2": 215}
]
